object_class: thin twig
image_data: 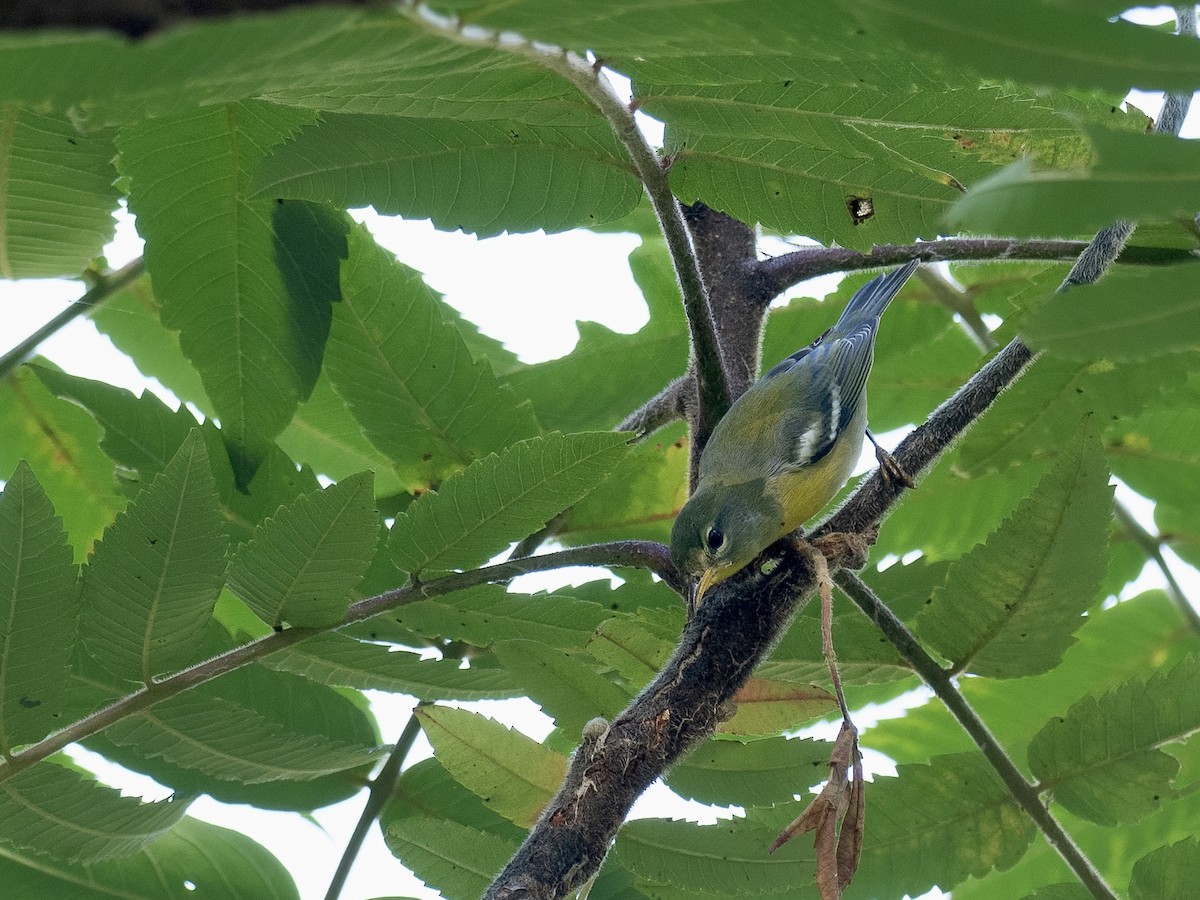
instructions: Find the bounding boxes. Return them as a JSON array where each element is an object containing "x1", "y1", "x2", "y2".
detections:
[
  {"x1": 0, "y1": 257, "x2": 146, "y2": 380},
  {"x1": 399, "y1": 2, "x2": 728, "y2": 444},
  {"x1": 0, "y1": 540, "x2": 678, "y2": 783},
  {"x1": 915, "y1": 267, "x2": 998, "y2": 353},
  {"x1": 1114, "y1": 501, "x2": 1200, "y2": 635},
  {"x1": 834, "y1": 571, "x2": 1119, "y2": 900},
  {"x1": 324, "y1": 708, "x2": 425, "y2": 900}
]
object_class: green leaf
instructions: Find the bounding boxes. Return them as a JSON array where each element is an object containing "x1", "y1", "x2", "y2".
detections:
[
  {"x1": 492, "y1": 639, "x2": 632, "y2": 735},
  {"x1": 1108, "y1": 408, "x2": 1200, "y2": 511},
  {"x1": 917, "y1": 423, "x2": 1112, "y2": 677},
  {"x1": 226, "y1": 472, "x2": 377, "y2": 627},
  {"x1": 415, "y1": 705, "x2": 565, "y2": 828},
  {"x1": 0, "y1": 366, "x2": 124, "y2": 558},
  {"x1": 0, "y1": 8, "x2": 628, "y2": 126},
  {"x1": 1021, "y1": 886, "x2": 1091, "y2": 900},
  {"x1": 947, "y1": 127, "x2": 1200, "y2": 238},
  {"x1": 584, "y1": 611, "x2": 680, "y2": 688},
  {"x1": 762, "y1": 603, "x2": 912, "y2": 687},
  {"x1": 1023, "y1": 266, "x2": 1200, "y2": 362},
  {"x1": 0, "y1": 816, "x2": 298, "y2": 900},
  {"x1": 385, "y1": 817, "x2": 517, "y2": 900},
  {"x1": 255, "y1": 113, "x2": 641, "y2": 236},
  {"x1": 954, "y1": 788, "x2": 1200, "y2": 899},
  {"x1": 640, "y1": 56, "x2": 1121, "y2": 248},
  {"x1": 391, "y1": 584, "x2": 620, "y2": 650},
  {"x1": 0, "y1": 108, "x2": 118, "y2": 278},
  {"x1": 842, "y1": 753, "x2": 1036, "y2": 898},
  {"x1": 667, "y1": 735, "x2": 832, "y2": 807},
  {"x1": 88, "y1": 276, "x2": 214, "y2": 416},
  {"x1": 0, "y1": 760, "x2": 189, "y2": 864},
  {"x1": 390, "y1": 431, "x2": 630, "y2": 575},
  {"x1": 31, "y1": 366, "x2": 198, "y2": 483},
  {"x1": 31, "y1": 367, "x2": 324, "y2": 550},
  {"x1": 328, "y1": 226, "x2": 538, "y2": 491},
  {"x1": 118, "y1": 102, "x2": 342, "y2": 482},
  {"x1": 954, "y1": 349, "x2": 1193, "y2": 477},
  {"x1": 558, "y1": 423, "x2": 690, "y2": 546},
  {"x1": 846, "y1": 0, "x2": 1200, "y2": 92},
  {"x1": 721, "y1": 678, "x2": 838, "y2": 736},
  {"x1": 1028, "y1": 655, "x2": 1200, "y2": 825},
  {"x1": 0, "y1": 462, "x2": 78, "y2": 753},
  {"x1": 102, "y1": 691, "x2": 384, "y2": 784},
  {"x1": 871, "y1": 590, "x2": 1200, "y2": 767},
  {"x1": 88, "y1": 659, "x2": 381, "y2": 811},
  {"x1": 280, "y1": 373, "x2": 406, "y2": 498},
  {"x1": 613, "y1": 817, "x2": 815, "y2": 896},
  {"x1": 262, "y1": 632, "x2": 521, "y2": 700},
  {"x1": 79, "y1": 430, "x2": 227, "y2": 684},
  {"x1": 385, "y1": 757, "x2": 526, "y2": 839},
  {"x1": 1130, "y1": 837, "x2": 1200, "y2": 900}
]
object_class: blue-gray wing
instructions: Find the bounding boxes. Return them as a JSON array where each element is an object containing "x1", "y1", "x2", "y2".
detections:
[
  {"x1": 763, "y1": 261, "x2": 918, "y2": 471},
  {"x1": 766, "y1": 321, "x2": 877, "y2": 471}
]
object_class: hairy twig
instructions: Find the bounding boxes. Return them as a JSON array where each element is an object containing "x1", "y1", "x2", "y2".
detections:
[
  {"x1": 760, "y1": 238, "x2": 1088, "y2": 302},
  {"x1": 834, "y1": 572, "x2": 1119, "y2": 900},
  {"x1": 325, "y1": 707, "x2": 426, "y2": 900},
  {"x1": 0, "y1": 257, "x2": 146, "y2": 381},
  {"x1": 1061, "y1": 7, "x2": 1193, "y2": 291},
  {"x1": 0, "y1": 540, "x2": 678, "y2": 782}
]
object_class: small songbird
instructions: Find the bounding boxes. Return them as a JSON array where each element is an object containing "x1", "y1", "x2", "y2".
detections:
[{"x1": 670, "y1": 259, "x2": 919, "y2": 610}]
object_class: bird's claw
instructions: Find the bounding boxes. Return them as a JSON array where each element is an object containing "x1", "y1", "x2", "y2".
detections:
[{"x1": 866, "y1": 429, "x2": 913, "y2": 489}]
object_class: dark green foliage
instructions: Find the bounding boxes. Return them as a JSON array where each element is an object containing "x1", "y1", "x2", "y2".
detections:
[{"x1": 0, "y1": 3, "x2": 1196, "y2": 899}]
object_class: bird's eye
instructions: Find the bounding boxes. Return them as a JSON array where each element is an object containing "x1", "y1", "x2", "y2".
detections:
[{"x1": 705, "y1": 526, "x2": 725, "y2": 554}]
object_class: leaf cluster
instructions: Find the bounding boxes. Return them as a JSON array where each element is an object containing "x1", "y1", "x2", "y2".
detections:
[{"x1": 1, "y1": 2, "x2": 1199, "y2": 898}]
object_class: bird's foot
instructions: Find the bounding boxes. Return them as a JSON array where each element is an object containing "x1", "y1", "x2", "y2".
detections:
[{"x1": 866, "y1": 429, "x2": 914, "y2": 489}]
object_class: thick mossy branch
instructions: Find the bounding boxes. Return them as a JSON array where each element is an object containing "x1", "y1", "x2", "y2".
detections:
[
  {"x1": 483, "y1": 542, "x2": 836, "y2": 900},
  {"x1": 484, "y1": 335, "x2": 1039, "y2": 899}
]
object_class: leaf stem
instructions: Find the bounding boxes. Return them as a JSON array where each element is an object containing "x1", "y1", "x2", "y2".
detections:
[
  {"x1": 0, "y1": 540, "x2": 678, "y2": 783},
  {"x1": 1114, "y1": 500, "x2": 1200, "y2": 635},
  {"x1": 324, "y1": 706, "x2": 425, "y2": 900},
  {"x1": 834, "y1": 571, "x2": 1119, "y2": 900},
  {"x1": 0, "y1": 257, "x2": 146, "y2": 381}
]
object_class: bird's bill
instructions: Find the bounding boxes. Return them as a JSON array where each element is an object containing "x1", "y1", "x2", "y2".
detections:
[{"x1": 695, "y1": 568, "x2": 721, "y2": 608}]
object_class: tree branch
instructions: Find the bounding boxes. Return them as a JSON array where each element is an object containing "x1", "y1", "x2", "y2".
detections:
[
  {"x1": 325, "y1": 706, "x2": 426, "y2": 900},
  {"x1": 833, "y1": 572, "x2": 1119, "y2": 900},
  {"x1": 0, "y1": 540, "x2": 677, "y2": 782},
  {"x1": 617, "y1": 229, "x2": 1191, "y2": 445},
  {"x1": 485, "y1": 327, "x2": 1040, "y2": 898},
  {"x1": 0, "y1": 256, "x2": 145, "y2": 381},
  {"x1": 755, "y1": 238, "x2": 1189, "y2": 303}
]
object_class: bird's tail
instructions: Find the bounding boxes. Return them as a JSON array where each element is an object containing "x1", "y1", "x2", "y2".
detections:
[{"x1": 834, "y1": 258, "x2": 920, "y2": 330}]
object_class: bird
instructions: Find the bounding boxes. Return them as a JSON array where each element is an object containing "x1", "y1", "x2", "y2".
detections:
[{"x1": 670, "y1": 259, "x2": 920, "y2": 611}]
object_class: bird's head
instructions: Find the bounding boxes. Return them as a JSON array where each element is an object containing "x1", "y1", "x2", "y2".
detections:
[{"x1": 670, "y1": 479, "x2": 781, "y2": 609}]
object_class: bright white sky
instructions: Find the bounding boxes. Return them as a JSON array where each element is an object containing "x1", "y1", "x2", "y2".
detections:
[{"x1": 3, "y1": 31, "x2": 1199, "y2": 899}]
